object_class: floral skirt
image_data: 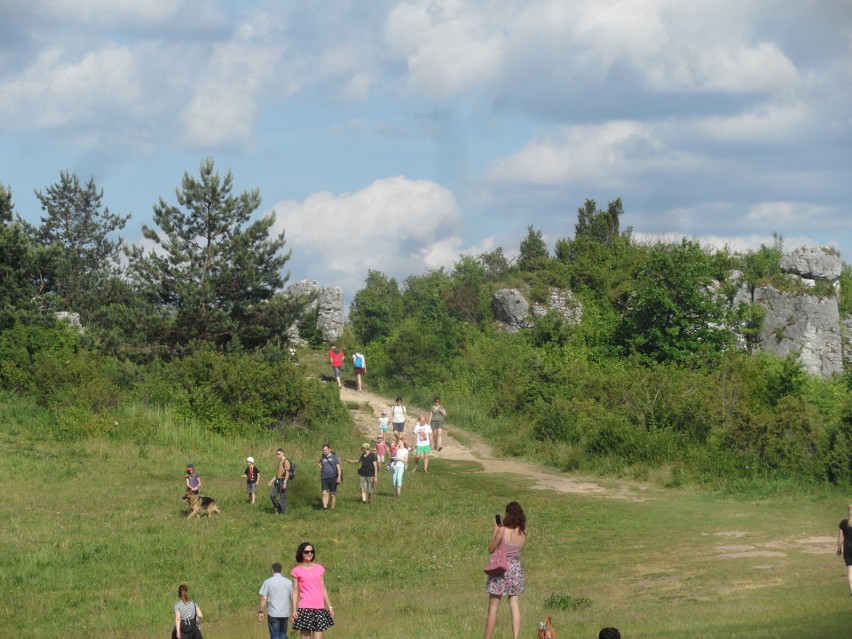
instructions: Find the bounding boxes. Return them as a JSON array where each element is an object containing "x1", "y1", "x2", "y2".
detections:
[
  {"x1": 292, "y1": 607, "x2": 334, "y2": 631},
  {"x1": 486, "y1": 556, "x2": 525, "y2": 596}
]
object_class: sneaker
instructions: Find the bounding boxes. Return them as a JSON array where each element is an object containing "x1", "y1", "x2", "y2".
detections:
[
  {"x1": 412, "y1": 468, "x2": 417, "y2": 473},
  {"x1": 438, "y1": 447, "x2": 443, "y2": 451}
]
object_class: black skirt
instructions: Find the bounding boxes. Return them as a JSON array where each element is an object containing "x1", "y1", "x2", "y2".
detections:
[{"x1": 292, "y1": 607, "x2": 334, "y2": 631}]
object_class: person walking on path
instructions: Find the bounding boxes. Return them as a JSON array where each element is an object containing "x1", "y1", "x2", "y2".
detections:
[
  {"x1": 429, "y1": 397, "x2": 447, "y2": 452},
  {"x1": 347, "y1": 443, "x2": 379, "y2": 503},
  {"x1": 268, "y1": 448, "x2": 291, "y2": 515},
  {"x1": 243, "y1": 456, "x2": 260, "y2": 504},
  {"x1": 390, "y1": 397, "x2": 407, "y2": 442},
  {"x1": 258, "y1": 562, "x2": 294, "y2": 639},
  {"x1": 837, "y1": 503, "x2": 852, "y2": 595},
  {"x1": 291, "y1": 542, "x2": 335, "y2": 638},
  {"x1": 412, "y1": 414, "x2": 432, "y2": 473},
  {"x1": 483, "y1": 501, "x2": 527, "y2": 639},
  {"x1": 318, "y1": 444, "x2": 342, "y2": 510},
  {"x1": 390, "y1": 439, "x2": 409, "y2": 497},
  {"x1": 352, "y1": 349, "x2": 366, "y2": 391},
  {"x1": 173, "y1": 584, "x2": 204, "y2": 639},
  {"x1": 328, "y1": 345, "x2": 345, "y2": 388}
]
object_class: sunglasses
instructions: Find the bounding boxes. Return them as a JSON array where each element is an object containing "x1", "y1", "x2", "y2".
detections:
[{"x1": 303, "y1": 549, "x2": 315, "y2": 555}]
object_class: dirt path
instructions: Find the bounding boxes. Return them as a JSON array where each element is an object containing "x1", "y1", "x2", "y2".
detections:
[{"x1": 339, "y1": 386, "x2": 650, "y2": 501}]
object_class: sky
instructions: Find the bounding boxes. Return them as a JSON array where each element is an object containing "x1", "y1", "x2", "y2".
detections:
[{"x1": 1, "y1": 0, "x2": 851, "y2": 302}]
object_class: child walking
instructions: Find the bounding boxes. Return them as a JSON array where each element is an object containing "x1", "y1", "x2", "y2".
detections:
[{"x1": 375, "y1": 436, "x2": 387, "y2": 465}]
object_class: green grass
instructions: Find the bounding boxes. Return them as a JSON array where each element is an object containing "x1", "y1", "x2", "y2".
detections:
[{"x1": 1, "y1": 393, "x2": 850, "y2": 638}]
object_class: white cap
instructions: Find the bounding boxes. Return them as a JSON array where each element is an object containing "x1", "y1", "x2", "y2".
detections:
[{"x1": 246, "y1": 456, "x2": 255, "y2": 463}]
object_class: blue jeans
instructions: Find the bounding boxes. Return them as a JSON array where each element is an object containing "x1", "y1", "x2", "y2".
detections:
[{"x1": 267, "y1": 615, "x2": 289, "y2": 639}]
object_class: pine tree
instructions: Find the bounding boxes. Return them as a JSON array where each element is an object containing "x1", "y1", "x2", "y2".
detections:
[{"x1": 129, "y1": 158, "x2": 297, "y2": 350}]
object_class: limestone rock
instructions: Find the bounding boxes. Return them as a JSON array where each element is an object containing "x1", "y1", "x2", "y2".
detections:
[
  {"x1": 54, "y1": 311, "x2": 83, "y2": 332},
  {"x1": 531, "y1": 288, "x2": 583, "y2": 325},
  {"x1": 754, "y1": 284, "x2": 842, "y2": 378},
  {"x1": 284, "y1": 280, "x2": 344, "y2": 343},
  {"x1": 780, "y1": 247, "x2": 842, "y2": 282},
  {"x1": 492, "y1": 289, "x2": 529, "y2": 330}
]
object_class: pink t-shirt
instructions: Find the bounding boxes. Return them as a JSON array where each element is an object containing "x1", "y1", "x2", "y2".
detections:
[{"x1": 291, "y1": 563, "x2": 326, "y2": 609}]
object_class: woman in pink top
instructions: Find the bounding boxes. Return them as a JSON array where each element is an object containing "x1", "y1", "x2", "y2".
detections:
[
  {"x1": 483, "y1": 501, "x2": 527, "y2": 639},
  {"x1": 291, "y1": 541, "x2": 335, "y2": 638}
]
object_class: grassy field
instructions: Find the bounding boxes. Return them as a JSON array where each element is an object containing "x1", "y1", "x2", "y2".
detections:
[{"x1": 1, "y1": 392, "x2": 850, "y2": 639}]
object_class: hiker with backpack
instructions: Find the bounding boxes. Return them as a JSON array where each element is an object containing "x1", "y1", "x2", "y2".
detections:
[
  {"x1": 352, "y1": 349, "x2": 366, "y2": 391},
  {"x1": 317, "y1": 444, "x2": 342, "y2": 510},
  {"x1": 269, "y1": 448, "x2": 294, "y2": 515}
]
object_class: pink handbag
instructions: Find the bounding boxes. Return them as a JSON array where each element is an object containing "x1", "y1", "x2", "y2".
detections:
[{"x1": 483, "y1": 530, "x2": 508, "y2": 576}]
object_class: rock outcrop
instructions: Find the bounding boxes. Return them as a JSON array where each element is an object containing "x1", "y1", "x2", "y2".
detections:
[
  {"x1": 531, "y1": 288, "x2": 583, "y2": 324},
  {"x1": 491, "y1": 289, "x2": 529, "y2": 332},
  {"x1": 285, "y1": 280, "x2": 345, "y2": 343},
  {"x1": 492, "y1": 287, "x2": 583, "y2": 332},
  {"x1": 753, "y1": 284, "x2": 843, "y2": 378},
  {"x1": 779, "y1": 246, "x2": 842, "y2": 287}
]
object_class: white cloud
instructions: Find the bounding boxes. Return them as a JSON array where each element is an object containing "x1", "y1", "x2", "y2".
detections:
[
  {"x1": 270, "y1": 176, "x2": 464, "y2": 294},
  {"x1": 385, "y1": 0, "x2": 507, "y2": 98},
  {"x1": 487, "y1": 120, "x2": 700, "y2": 186}
]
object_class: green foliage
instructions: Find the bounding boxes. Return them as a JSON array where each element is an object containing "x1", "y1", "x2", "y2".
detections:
[
  {"x1": 348, "y1": 270, "x2": 403, "y2": 344},
  {"x1": 32, "y1": 171, "x2": 130, "y2": 316},
  {"x1": 517, "y1": 224, "x2": 549, "y2": 271},
  {"x1": 617, "y1": 239, "x2": 731, "y2": 364},
  {"x1": 129, "y1": 158, "x2": 298, "y2": 351},
  {"x1": 740, "y1": 233, "x2": 783, "y2": 289},
  {"x1": 838, "y1": 263, "x2": 852, "y2": 317}
]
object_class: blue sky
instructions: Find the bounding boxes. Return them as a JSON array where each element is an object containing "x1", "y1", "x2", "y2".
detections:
[{"x1": 2, "y1": 0, "x2": 851, "y2": 300}]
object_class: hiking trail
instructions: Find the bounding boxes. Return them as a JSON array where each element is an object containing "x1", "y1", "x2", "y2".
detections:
[{"x1": 338, "y1": 385, "x2": 650, "y2": 501}]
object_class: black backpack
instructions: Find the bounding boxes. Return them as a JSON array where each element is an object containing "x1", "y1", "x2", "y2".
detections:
[{"x1": 288, "y1": 460, "x2": 296, "y2": 480}]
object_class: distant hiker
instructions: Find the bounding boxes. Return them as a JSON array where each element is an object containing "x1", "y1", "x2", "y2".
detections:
[
  {"x1": 328, "y1": 345, "x2": 345, "y2": 388},
  {"x1": 185, "y1": 464, "x2": 201, "y2": 495},
  {"x1": 268, "y1": 448, "x2": 291, "y2": 515},
  {"x1": 243, "y1": 456, "x2": 260, "y2": 504},
  {"x1": 317, "y1": 444, "x2": 342, "y2": 510},
  {"x1": 390, "y1": 439, "x2": 409, "y2": 497},
  {"x1": 429, "y1": 397, "x2": 447, "y2": 452},
  {"x1": 390, "y1": 397, "x2": 407, "y2": 442},
  {"x1": 375, "y1": 435, "x2": 387, "y2": 465},
  {"x1": 346, "y1": 442, "x2": 378, "y2": 503},
  {"x1": 378, "y1": 410, "x2": 389, "y2": 438},
  {"x1": 412, "y1": 414, "x2": 432, "y2": 473},
  {"x1": 352, "y1": 349, "x2": 366, "y2": 391}
]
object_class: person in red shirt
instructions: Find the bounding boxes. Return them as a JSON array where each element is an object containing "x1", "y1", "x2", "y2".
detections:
[{"x1": 328, "y1": 345, "x2": 345, "y2": 388}]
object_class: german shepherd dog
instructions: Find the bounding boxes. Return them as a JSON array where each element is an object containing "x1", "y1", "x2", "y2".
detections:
[
  {"x1": 537, "y1": 616, "x2": 556, "y2": 639},
  {"x1": 182, "y1": 490, "x2": 221, "y2": 519}
]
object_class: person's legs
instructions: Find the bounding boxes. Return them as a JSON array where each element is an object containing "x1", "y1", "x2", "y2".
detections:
[
  {"x1": 322, "y1": 489, "x2": 329, "y2": 509},
  {"x1": 356, "y1": 373, "x2": 362, "y2": 391},
  {"x1": 508, "y1": 595, "x2": 521, "y2": 639},
  {"x1": 270, "y1": 486, "x2": 282, "y2": 514},
  {"x1": 267, "y1": 615, "x2": 286, "y2": 639},
  {"x1": 435, "y1": 428, "x2": 443, "y2": 451},
  {"x1": 423, "y1": 451, "x2": 429, "y2": 472},
  {"x1": 280, "y1": 487, "x2": 288, "y2": 514},
  {"x1": 483, "y1": 594, "x2": 501, "y2": 639},
  {"x1": 330, "y1": 490, "x2": 337, "y2": 509},
  {"x1": 847, "y1": 565, "x2": 852, "y2": 593}
]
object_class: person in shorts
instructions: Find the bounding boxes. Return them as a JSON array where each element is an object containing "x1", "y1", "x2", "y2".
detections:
[
  {"x1": 390, "y1": 397, "x2": 407, "y2": 442},
  {"x1": 317, "y1": 444, "x2": 341, "y2": 510},
  {"x1": 328, "y1": 345, "x2": 345, "y2": 388},
  {"x1": 243, "y1": 456, "x2": 260, "y2": 504},
  {"x1": 347, "y1": 443, "x2": 378, "y2": 504},
  {"x1": 412, "y1": 414, "x2": 432, "y2": 473}
]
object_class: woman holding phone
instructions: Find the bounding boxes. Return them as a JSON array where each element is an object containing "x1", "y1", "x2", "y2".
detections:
[{"x1": 483, "y1": 501, "x2": 527, "y2": 639}]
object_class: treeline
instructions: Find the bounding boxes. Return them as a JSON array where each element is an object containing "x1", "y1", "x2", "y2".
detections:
[
  {"x1": 0, "y1": 159, "x2": 347, "y2": 438},
  {"x1": 348, "y1": 199, "x2": 852, "y2": 487}
]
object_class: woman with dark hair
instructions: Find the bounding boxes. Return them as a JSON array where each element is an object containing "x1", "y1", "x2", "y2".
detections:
[
  {"x1": 291, "y1": 542, "x2": 335, "y2": 638},
  {"x1": 837, "y1": 504, "x2": 852, "y2": 595},
  {"x1": 172, "y1": 584, "x2": 204, "y2": 639},
  {"x1": 483, "y1": 501, "x2": 527, "y2": 639}
]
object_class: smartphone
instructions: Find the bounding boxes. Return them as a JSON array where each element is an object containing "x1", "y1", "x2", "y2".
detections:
[{"x1": 495, "y1": 514, "x2": 502, "y2": 525}]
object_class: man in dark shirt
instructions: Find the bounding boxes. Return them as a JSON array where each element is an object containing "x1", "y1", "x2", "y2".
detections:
[{"x1": 347, "y1": 443, "x2": 378, "y2": 504}]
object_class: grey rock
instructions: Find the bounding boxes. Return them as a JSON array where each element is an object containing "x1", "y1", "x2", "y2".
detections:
[
  {"x1": 843, "y1": 319, "x2": 852, "y2": 366},
  {"x1": 779, "y1": 246, "x2": 842, "y2": 282},
  {"x1": 284, "y1": 280, "x2": 344, "y2": 343},
  {"x1": 754, "y1": 284, "x2": 842, "y2": 378},
  {"x1": 531, "y1": 288, "x2": 583, "y2": 325},
  {"x1": 492, "y1": 289, "x2": 529, "y2": 326}
]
